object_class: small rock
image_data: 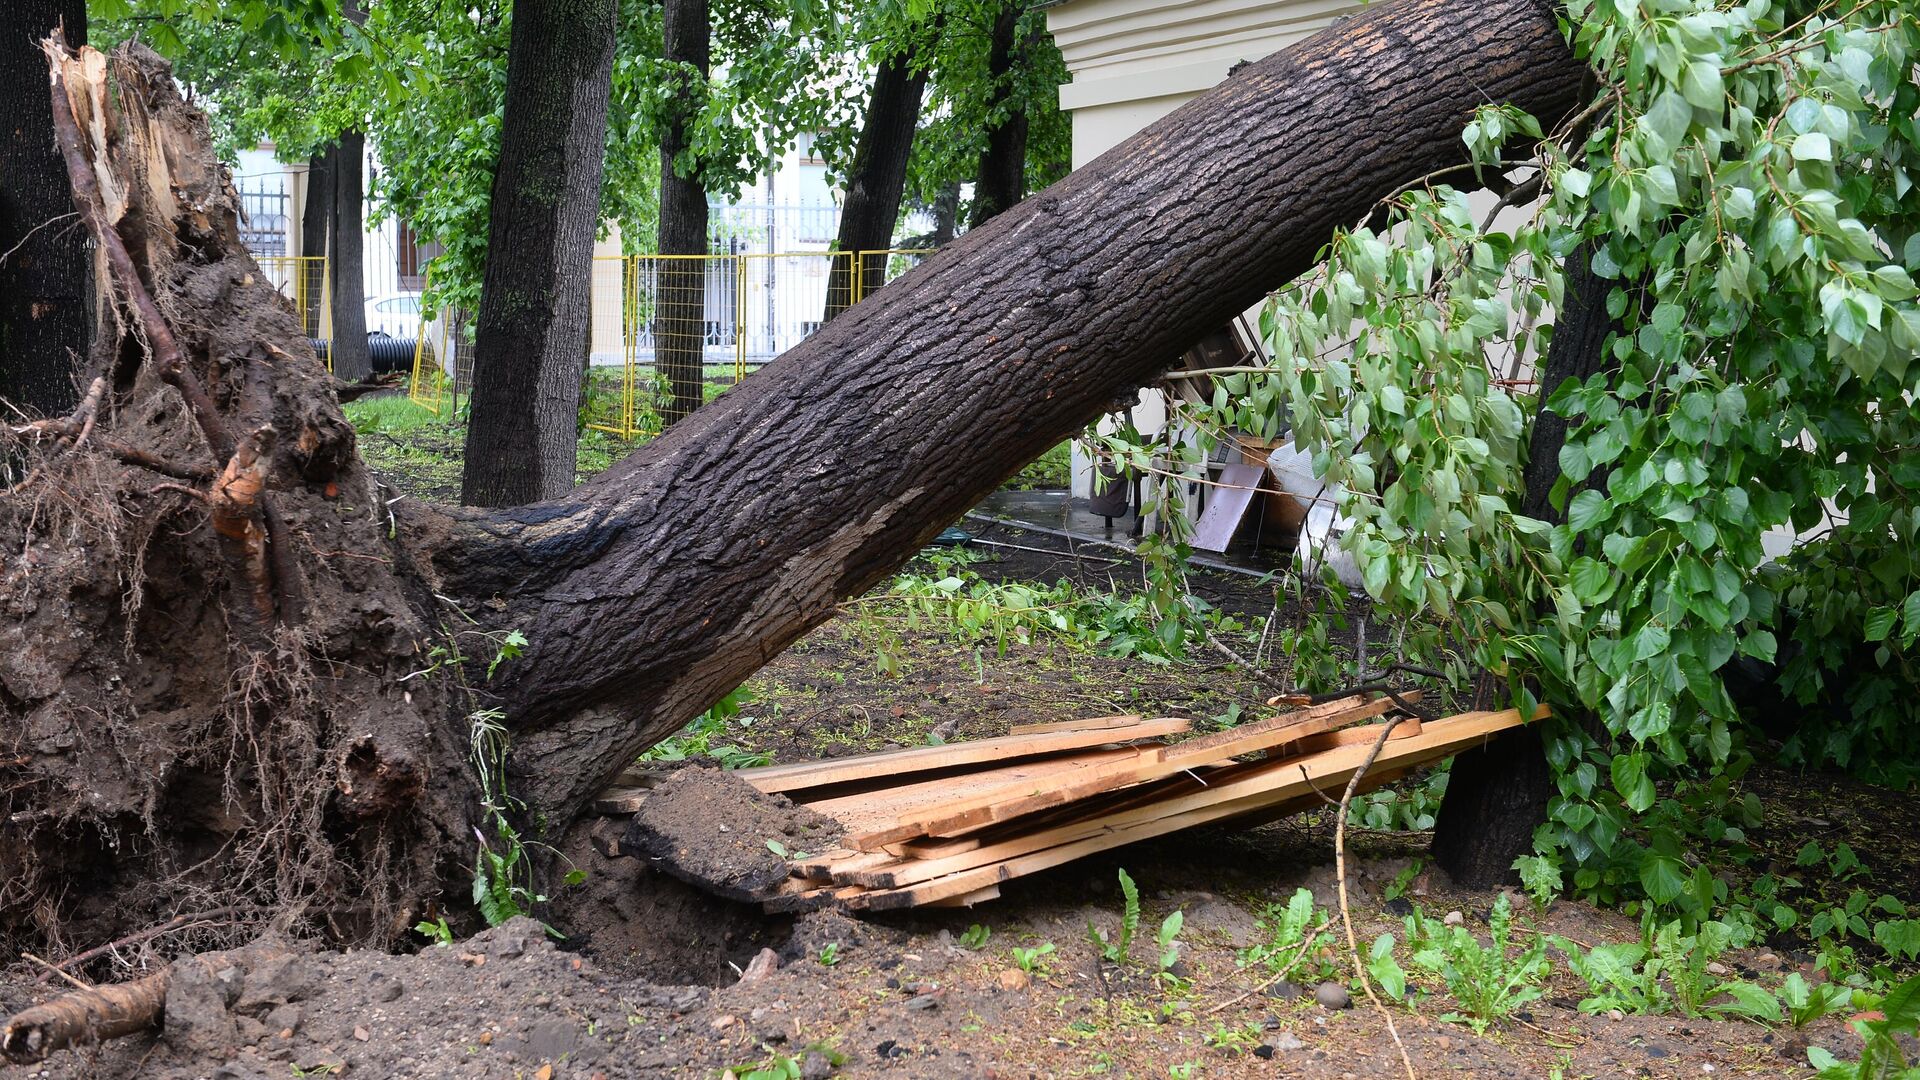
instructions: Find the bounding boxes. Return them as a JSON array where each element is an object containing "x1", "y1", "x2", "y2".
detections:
[
  {"x1": 1435, "y1": 1036, "x2": 1452, "y2": 1051},
  {"x1": 1608, "y1": 1009, "x2": 1625, "y2": 1022},
  {"x1": 738, "y1": 948, "x2": 780, "y2": 984},
  {"x1": 1702, "y1": 1065, "x2": 1715, "y2": 1074},
  {"x1": 1271, "y1": 1031, "x2": 1304, "y2": 1051},
  {"x1": 353, "y1": 1026, "x2": 370, "y2": 1042},
  {"x1": 800, "y1": 1049, "x2": 836, "y2": 1080},
  {"x1": 1267, "y1": 980, "x2": 1303, "y2": 1001},
  {"x1": 371, "y1": 974, "x2": 403, "y2": 1003},
  {"x1": 1443, "y1": 910, "x2": 1465, "y2": 927},
  {"x1": 1754, "y1": 951, "x2": 1781, "y2": 970},
  {"x1": 1646, "y1": 1045, "x2": 1670, "y2": 1058},
  {"x1": 1705, "y1": 961, "x2": 1729, "y2": 976},
  {"x1": 534, "y1": 1066, "x2": 554, "y2": 1080},
  {"x1": 711, "y1": 1015, "x2": 738, "y2": 1031},
  {"x1": 478, "y1": 1032, "x2": 494, "y2": 1046},
  {"x1": 905, "y1": 994, "x2": 939, "y2": 1011},
  {"x1": 1314, "y1": 982, "x2": 1351, "y2": 1010},
  {"x1": 1383, "y1": 897, "x2": 1413, "y2": 916},
  {"x1": 1253, "y1": 1045, "x2": 1275, "y2": 1060},
  {"x1": 997, "y1": 968, "x2": 1030, "y2": 991}
]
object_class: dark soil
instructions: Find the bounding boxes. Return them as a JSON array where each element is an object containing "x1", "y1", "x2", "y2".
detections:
[{"x1": 620, "y1": 770, "x2": 843, "y2": 902}]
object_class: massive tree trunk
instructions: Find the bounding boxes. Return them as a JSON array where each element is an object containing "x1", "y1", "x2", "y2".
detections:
[
  {"x1": 328, "y1": 130, "x2": 371, "y2": 380},
  {"x1": 0, "y1": 0, "x2": 89, "y2": 418},
  {"x1": 967, "y1": 1, "x2": 1030, "y2": 229},
  {"x1": 656, "y1": 0, "x2": 710, "y2": 426},
  {"x1": 1431, "y1": 244, "x2": 1616, "y2": 887},
  {"x1": 824, "y1": 46, "x2": 929, "y2": 322},
  {"x1": 298, "y1": 146, "x2": 333, "y2": 331},
  {"x1": 460, "y1": 0, "x2": 617, "y2": 507},
  {"x1": 3, "y1": 1, "x2": 1586, "y2": 949}
]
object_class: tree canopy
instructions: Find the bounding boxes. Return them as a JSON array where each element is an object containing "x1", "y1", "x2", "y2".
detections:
[{"x1": 1136, "y1": 0, "x2": 1920, "y2": 928}]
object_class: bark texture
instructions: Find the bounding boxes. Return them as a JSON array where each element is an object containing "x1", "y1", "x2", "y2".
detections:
[
  {"x1": 298, "y1": 146, "x2": 332, "y2": 330},
  {"x1": 437, "y1": 0, "x2": 1588, "y2": 833},
  {"x1": 328, "y1": 130, "x2": 370, "y2": 380},
  {"x1": 824, "y1": 46, "x2": 928, "y2": 322},
  {"x1": 967, "y1": 1, "x2": 1030, "y2": 229},
  {"x1": 655, "y1": 0, "x2": 710, "y2": 426},
  {"x1": 1432, "y1": 244, "x2": 1616, "y2": 887},
  {"x1": 459, "y1": 0, "x2": 617, "y2": 506},
  {"x1": 0, "y1": 0, "x2": 90, "y2": 417}
]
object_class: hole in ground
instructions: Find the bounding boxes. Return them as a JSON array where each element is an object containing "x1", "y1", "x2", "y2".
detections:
[{"x1": 551, "y1": 825, "x2": 793, "y2": 987}]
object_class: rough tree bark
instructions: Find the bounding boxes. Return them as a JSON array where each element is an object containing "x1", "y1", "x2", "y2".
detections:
[
  {"x1": 2, "y1": 0, "x2": 1587, "y2": 949},
  {"x1": 298, "y1": 146, "x2": 332, "y2": 330},
  {"x1": 656, "y1": 0, "x2": 710, "y2": 426},
  {"x1": 0, "y1": 0, "x2": 89, "y2": 418},
  {"x1": 967, "y1": 0, "x2": 1031, "y2": 229},
  {"x1": 459, "y1": 0, "x2": 617, "y2": 507},
  {"x1": 823, "y1": 46, "x2": 929, "y2": 322},
  {"x1": 1431, "y1": 244, "x2": 1616, "y2": 887},
  {"x1": 328, "y1": 130, "x2": 371, "y2": 380}
]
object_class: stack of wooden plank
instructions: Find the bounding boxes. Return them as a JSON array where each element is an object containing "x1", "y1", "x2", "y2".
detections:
[{"x1": 608, "y1": 697, "x2": 1543, "y2": 913}]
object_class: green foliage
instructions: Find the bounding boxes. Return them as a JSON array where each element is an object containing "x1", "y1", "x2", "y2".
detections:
[
  {"x1": 1808, "y1": 974, "x2": 1920, "y2": 1079},
  {"x1": 957, "y1": 923, "x2": 992, "y2": 950},
  {"x1": 1008, "y1": 941, "x2": 1055, "y2": 975},
  {"x1": 1007, "y1": 441, "x2": 1072, "y2": 490},
  {"x1": 816, "y1": 942, "x2": 840, "y2": 966},
  {"x1": 1558, "y1": 939, "x2": 1671, "y2": 1015},
  {"x1": 1513, "y1": 854, "x2": 1563, "y2": 908},
  {"x1": 413, "y1": 915, "x2": 454, "y2": 946},
  {"x1": 1238, "y1": 888, "x2": 1340, "y2": 985},
  {"x1": 1155, "y1": 908, "x2": 1185, "y2": 974},
  {"x1": 640, "y1": 684, "x2": 774, "y2": 768},
  {"x1": 1145, "y1": 0, "x2": 1920, "y2": 915},
  {"x1": 729, "y1": 1040, "x2": 846, "y2": 1080},
  {"x1": 1089, "y1": 868, "x2": 1141, "y2": 964},
  {"x1": 851, "y1": 548, "x2": 1228, "y2": 670},
  {"x1": 1405, "y1": 894, "x2": 1550, "y2": 1033}
]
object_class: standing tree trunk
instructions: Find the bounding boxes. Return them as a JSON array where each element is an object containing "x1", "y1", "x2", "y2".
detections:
[
  {"x1": 328, "y1": 131, "x2": 371, "y2": 381},
  {"x1": 6, "y1": 1, "x2": 1587, "y2": 949},
  {"x1": 824, "y1": 46, "x2": 929, "y2": 322},
  {"x1": 298, "y1": 146, "x2": 333, "y2": 334},
  {"x1": 1431, "y1": 243, "x2": 1616, "y2": 887},
  {"x1": 656, "y1": 0, "x2": 710, "y2": 426},
  {"x1": 0, "y1": 0, "x2": 89, "y2": 417},
  {"x1": 967, "y1": 1, "x2": 1031, "y2": 229},
  {"x1": 460, "y1": 0, "x2": 617, "y2": 506}
]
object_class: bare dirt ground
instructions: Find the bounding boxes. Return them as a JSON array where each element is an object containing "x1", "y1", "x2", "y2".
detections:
[{"x1": 4, "y1": 494, "x2": 1915, "y2": 1078}]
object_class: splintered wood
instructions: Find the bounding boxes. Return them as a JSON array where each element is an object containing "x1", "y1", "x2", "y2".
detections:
[{"x1": 604, "y1": 700, "x2": 1543, "y2": 913}]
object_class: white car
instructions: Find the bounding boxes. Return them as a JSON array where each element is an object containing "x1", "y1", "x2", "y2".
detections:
[{"x1": 364, "y1": 292, "x2": 423, "y2": 338}]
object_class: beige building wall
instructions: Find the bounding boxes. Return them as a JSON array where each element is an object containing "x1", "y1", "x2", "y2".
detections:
[{"x1": 1043, "y1": 0, "x2": 1362, "y2": 496}]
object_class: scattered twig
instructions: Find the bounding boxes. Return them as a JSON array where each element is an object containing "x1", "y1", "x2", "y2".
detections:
[
  {"x1": 1335, "y1": 716, "x2": 1417, "y2": 1080},
  {"x1": 34, "y1": 907, "x2": 241, "y2": 984},
  {"x1": 1205, "y1": 917, "x2": 1335, "y2": 1014},
  {"x1": 19, "y1": 953, "x2": 90, "y2": 992}
]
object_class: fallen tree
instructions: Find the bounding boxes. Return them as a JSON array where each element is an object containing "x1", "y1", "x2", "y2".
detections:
[{"x1": 0, "y1": 1, "x2": 1586, "y2": 948}]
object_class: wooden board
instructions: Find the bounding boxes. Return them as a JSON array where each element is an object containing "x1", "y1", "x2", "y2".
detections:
[
  {"x1": 800, "y1": 747, "x2": 1146, "y2": 834},
  {"x1": 846, "y1": 696, "x2": 1407, "y2": 850},
  {"x1": 734, "y1": 715, "x2": 1192, "y2": 794},
  {"x1": 842, "y1": 708, "x2": 1540, "y2": 909},
  {"x1": 1190, "y1": 462, "x2": 1266, "y2": 553},
  {"x1": 592, "y1": 787, "x2": 650, "y2": 815},
  {"x1": 1007, "y1": 714, "x2": 1142, "y2": 736}
]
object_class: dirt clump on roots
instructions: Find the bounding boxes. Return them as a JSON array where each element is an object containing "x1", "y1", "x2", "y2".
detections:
[
  {"x1": 3, "y1": 40, "x2": 475, "y2": 956},
  {"x1": 619, "y1": 767, "x2": 842, "y2": 901}
]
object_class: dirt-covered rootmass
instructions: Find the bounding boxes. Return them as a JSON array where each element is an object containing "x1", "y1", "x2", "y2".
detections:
[
  {"x1": 620, "y1": 769, "x2": 843, "y2": 901},
  {"x1": 1, "y1": 42, "x2": 475, "y2": 949}
]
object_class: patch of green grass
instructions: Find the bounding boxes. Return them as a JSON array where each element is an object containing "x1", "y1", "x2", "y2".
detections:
[
  {"x1": 1008, "y1": 441, "x2": 1072, "y2": 490},
  {"x1": 344, "y1": 393, "x2": 443, "y2": 436}
]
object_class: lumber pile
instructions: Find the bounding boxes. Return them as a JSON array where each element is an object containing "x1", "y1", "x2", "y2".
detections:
[{"x1": 605, "y1": 698, "x2": 1544, "y2": 913}]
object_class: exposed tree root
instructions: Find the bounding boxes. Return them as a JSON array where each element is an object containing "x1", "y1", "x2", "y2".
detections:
[{"x1": 0, "y1": 970, "x2": 168, "y2": 1065}]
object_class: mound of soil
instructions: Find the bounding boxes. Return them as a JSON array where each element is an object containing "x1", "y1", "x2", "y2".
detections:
[{"x1": 619, "y1": 768, "x2": 841, "y2": 901}]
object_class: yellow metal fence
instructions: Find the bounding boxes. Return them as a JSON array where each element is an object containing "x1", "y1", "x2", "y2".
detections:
[
  {"x1": 256, "y1": 255, "x2": 331, "y2": 344},
  {"x1": 408, "y1": 250, "x2": 930, "y2": 433}
]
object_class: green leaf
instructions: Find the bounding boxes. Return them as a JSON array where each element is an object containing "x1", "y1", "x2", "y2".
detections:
[
  {"x1": 1639, "y1": 853, "x2": 1688, "y2": 904},
  {"x1": 1791, "y1": 132, "x2": 1832, "y2": 162},
  {"x1": 1568, "y1": 489, "x2": 1611, "y2": 533},
  {"x1": 1680, "y1": 60, "x2": 1723, "y2": 110}
]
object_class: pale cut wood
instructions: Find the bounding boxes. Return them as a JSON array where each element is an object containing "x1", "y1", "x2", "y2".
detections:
[
  {"x1": 842, "y1": 708, "x2": 1541, "y2": 906},
  {"x1": 1008, "y1": 714, "x2": 1143, "y2": 735},
  {"x1": 800, "y1": 746, "x2": 1146, "y2": 833},
  {"x1": 591, "y1": 787, "x2": 649, "y2": 815},
  {"x1": 735, "y1": 715, "x2": 1192, "y2": 794},
  {"x1": 922, "y1": 884, "x2": 1002, "y2": 908},
  {"x1": 1273, "y1": 717, "x2": 1421, "y2": 758},
  {"x1": 848, "y1": 696, "x2": 1409, "y2": 851}
]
